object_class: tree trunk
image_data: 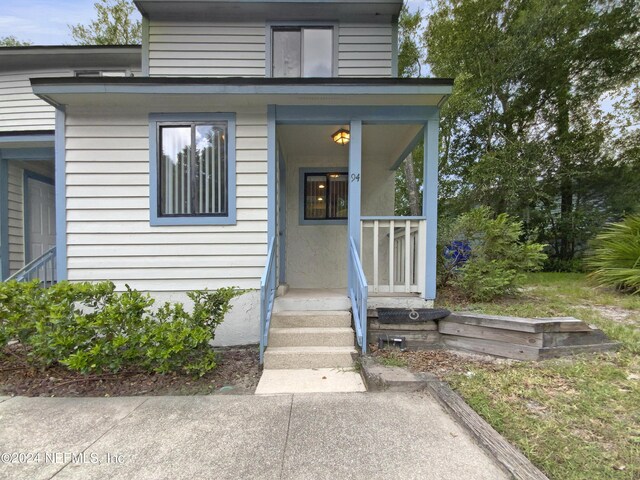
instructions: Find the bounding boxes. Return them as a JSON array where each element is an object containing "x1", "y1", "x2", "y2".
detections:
[
  {"x1": 403, "y1": 153, "x2": 421, "y2": 216},
  {"x1": 556, "y1": 81, "x2": 573, "y2": 261}
]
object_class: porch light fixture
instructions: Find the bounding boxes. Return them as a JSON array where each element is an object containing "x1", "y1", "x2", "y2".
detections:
[{"x1": 331, "y1": 128, "x2": 350, "y2": 145}]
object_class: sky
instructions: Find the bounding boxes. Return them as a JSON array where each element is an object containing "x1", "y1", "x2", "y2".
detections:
[
  {"x1": 0, "y1": 0, "x2": 133, "y2": 44},
  {"x1": 0, "y1": 0, "x2": 428, "y2": 45}
]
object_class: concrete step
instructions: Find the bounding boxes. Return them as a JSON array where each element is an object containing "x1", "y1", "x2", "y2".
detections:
[
  {"x1": 264, "y1": 346, "x2": 356, "y2": 369},
  {"x1": 271, "y1": 310, "x2": 352, "y2": 328},
  {"x1": 255, "y1": 368, "x2": 366, "y2": 394},
  {"x1": 268, "y1": 327, "x2": 355, "y2": 348},
  {"x1": 274, "y1": 290, "x2": 351, "y2": 312}
]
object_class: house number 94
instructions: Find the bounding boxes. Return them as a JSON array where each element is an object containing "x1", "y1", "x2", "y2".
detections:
[{"x1": 351, "y1": 173, "x2": 360, "y2": 182}]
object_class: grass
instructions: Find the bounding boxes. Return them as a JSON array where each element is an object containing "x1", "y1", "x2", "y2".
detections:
[
  {"x1": 375, "y1": 351, "x2": 408, "y2": 368},
  {"x1": 436, "y1": 272, "x2": 640, "y2": 480}
]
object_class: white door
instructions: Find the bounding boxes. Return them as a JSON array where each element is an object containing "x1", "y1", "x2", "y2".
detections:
[{"x1": 27, "y1": 177, "x2": 56, "y2": 262}]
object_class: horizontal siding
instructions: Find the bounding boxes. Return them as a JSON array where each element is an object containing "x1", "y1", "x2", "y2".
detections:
[
  {"x1": 338, "y1": 24, "x2": 393, "y2": 77},
  {"x1": 64, "y1": 107, "x2": 268, "y2": 291},
  {"x1": 7, "y1": 163, "x2": 24, "y2": 274},
  {"x1": 0, "y1": 70, "x2": 71, "y2": 132},
  {"x1": 148, "y1": 22, "x2": 266, "y2": 77},
  {"x1": 147, "y1": 21, "x2": 396, "y2": 78}
]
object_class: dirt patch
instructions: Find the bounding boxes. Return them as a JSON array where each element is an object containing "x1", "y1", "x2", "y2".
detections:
[
  {"x1": 0, "y1": 346, "x2": 261, "y2": 397},
  {"x1": 370, "y1": 346, "x2": 513, "y2": 379},
  {"x1": 587, "y1": 305, "x2": 640, "y2": 328}
]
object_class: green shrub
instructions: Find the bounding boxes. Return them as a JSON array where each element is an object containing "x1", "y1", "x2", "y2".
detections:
[
  {"x1": 438, "y1": 207, "x2": 547, "y2": 301},
  {"x1": 0, "y1": 281, "x2": 243, "y2": 376},
  {"x1": 543, "y1": 257, "x2": 585, "y2": 273},
  {"x1": 587, "y1": 214, "x2": 640, "y2": 294}
]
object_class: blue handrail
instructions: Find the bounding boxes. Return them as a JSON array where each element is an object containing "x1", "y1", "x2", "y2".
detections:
[
  {"x1": 6, "y1": 246, "x2": 57, "y2": 286},
  {"x1": 259, "y1": 237, "x2": 277, "y2": 364},
  {"x1": 348, "y1": 237, "x2": 368, "y2": 353}
]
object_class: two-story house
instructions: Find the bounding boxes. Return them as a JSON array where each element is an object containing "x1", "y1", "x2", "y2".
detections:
[
  {"x1": 7, "y1": 0, "x2": 453, "y2": 375},
  {"x1": 0, "y1": 45, "x2": 141, "y2": 280}
]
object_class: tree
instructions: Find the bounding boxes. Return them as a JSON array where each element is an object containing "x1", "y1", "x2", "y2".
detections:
[
  {"x1": 394, "y1": 6, "x2": 425, "y2": 216},
  {"x1": 70, "y1": 0, "x2": 141, "y2": 45},
  {"x1": 0, "y1": 36, "x2": 32, "y2": 46},
  {"x1": 425, "y1": 0, "x2": 640, "y2": 267}
]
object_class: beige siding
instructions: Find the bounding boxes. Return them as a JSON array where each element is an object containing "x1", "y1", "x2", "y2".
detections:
[
  {"x1": 0, "y1": 67, "x2": 141, "y2": 133},
  {"x1": 7, "y1": 163, "x2": 24, "y2": 274},
  {"x1": 147, "y1": 21, "x2": 395, "y2": 78},
  {"x1": 148, "y1": 22, "x2": 266, "y2": 77},
  {"x1": 64, "y1": 107, "x2": 268, "y2": 292},
  {"x1": 338, "y1": 24, "x2": 393, "y2": 77},
  {"x1": 0, "y1": 70, "x2": 71, "y2": 132}
]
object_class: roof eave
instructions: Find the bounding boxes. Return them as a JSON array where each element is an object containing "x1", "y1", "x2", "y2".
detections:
[{"x1": 31, "y1": 78, "x2": 454, "y2": 108}]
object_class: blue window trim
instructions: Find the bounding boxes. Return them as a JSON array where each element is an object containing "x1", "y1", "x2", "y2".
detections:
[
  {"x1": 265, "y1": 22, "x2": 339, "y2": 78},
  {"x1": 148, "y1": 112, "x2": 237, "y2": 226},
  {"x1": 298, "y1": 167, "x2": 348, "y2": 226},
  {"x1": 23, "y1": 170, "x2": 55, "y2": 264}
]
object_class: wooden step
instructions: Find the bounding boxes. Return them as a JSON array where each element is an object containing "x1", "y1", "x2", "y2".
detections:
[{"x1": 444, "y1": 313, "x2": 592, "y2": 333}]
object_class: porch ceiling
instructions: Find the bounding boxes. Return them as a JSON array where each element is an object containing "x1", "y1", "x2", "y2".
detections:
[{"x1": 278, "y1": 124, "x2": 423, "y2": 170}]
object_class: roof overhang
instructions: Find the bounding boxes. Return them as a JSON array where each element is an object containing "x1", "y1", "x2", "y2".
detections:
[
  {"x1": 0, "y1": 130, "x2": 55, "y2": 150},
  {"x1": 134, "y1": 0, "x2": 403, "y2": 22},
  {"x1": 0, "y1": 46, "x2": 141, "y2": 73},
  {"x1": 31, "y1": 77, "x2": 453, "y2": 109}
]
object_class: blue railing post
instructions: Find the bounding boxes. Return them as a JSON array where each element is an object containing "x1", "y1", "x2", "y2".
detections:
[
  {"x1": 348, "y1": 236, "x2": 368, "y2": 354},
  {"x1": 259, "y1": 237, "x2": 277, "y2": 364}
]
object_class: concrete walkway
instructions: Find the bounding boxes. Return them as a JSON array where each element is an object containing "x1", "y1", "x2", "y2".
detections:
[{"x1": 0, "y1": 393, "x2": 508, "y2": 480}]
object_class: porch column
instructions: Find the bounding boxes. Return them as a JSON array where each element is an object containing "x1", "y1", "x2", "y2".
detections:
[
  {"x1": 423, "y1": 116, "x2": 439, "y2": 300},
  {"x1": 347, "y1": 119, "x2": 362, "y2": 290},
  {"x1": 55, "y1": 108, "x2": 67, "y2": 281},
  {"x1": 0, "y1": 153, "x2": 8, "y2": 280}
]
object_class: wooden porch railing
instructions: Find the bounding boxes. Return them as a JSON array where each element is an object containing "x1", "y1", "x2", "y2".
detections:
[{"x1": 360, "y1": 217, "x2": 426, "y2": 294}]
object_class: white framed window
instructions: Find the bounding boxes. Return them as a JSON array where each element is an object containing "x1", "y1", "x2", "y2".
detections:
[
  {"x1": 148, "y1": 113, "x2": 236, "y2": 226},
  {"x1": 271, "y1": 27, "x2": 334, "y2": 78}
]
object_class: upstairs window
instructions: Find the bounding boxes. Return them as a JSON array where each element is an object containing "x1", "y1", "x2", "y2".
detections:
[
  {"x1": 272, "y1": 27, "x2": 333, "y2": 78},
  {"x1": 75, "y1": 70, "x2": 127, "y2": 77}
]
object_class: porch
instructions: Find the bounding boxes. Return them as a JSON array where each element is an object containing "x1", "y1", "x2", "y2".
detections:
[
  {"x1": 260, "y1": 105, "x2": 441, "y2": 361},
  {"x1": 0, "y1": 133, "x2": 57, "y2": 284}
]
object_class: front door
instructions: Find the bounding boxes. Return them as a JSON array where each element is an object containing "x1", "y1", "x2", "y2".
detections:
[{"x1": 26, "y1": 176, "x2": 56, "y2": 262}]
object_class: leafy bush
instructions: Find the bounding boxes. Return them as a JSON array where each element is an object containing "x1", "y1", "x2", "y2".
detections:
[
  {"x1": 0, "y1": 281, "x2": 242, "y2": 376},
  {"x1": 438, "y1": 207, "x2": 547, "y2": 301},
  {"x1": 543, "y1": 257, "x2": 585, "y2": 273},
  {"x1": 587, "y1": 214, "x2": 640, "y2": 294}
]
